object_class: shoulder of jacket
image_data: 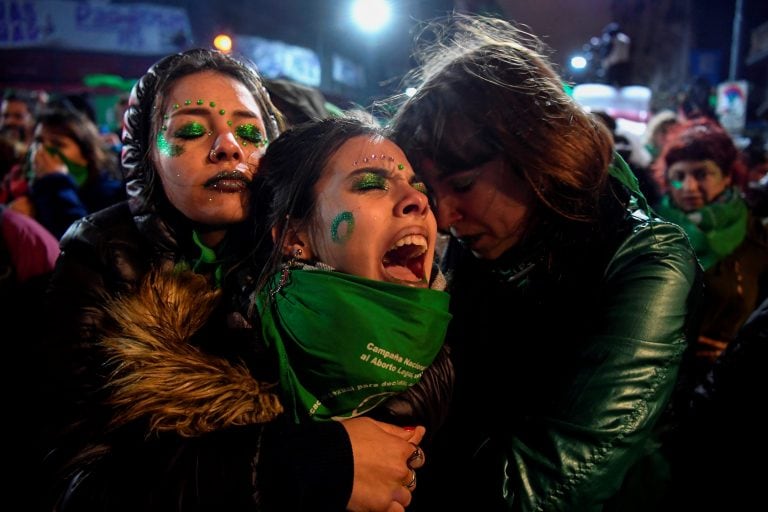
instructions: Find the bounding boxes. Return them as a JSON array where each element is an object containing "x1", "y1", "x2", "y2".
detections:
[{"x1": 60, "y1": 201, "x2": 137, "y2": 248}]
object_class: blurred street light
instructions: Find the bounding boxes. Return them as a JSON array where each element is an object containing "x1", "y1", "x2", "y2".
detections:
[
  {"x1": 351, "y1": 0, "x2": 392, "y2": 33},
  {"x1": 213, "y1": 34, "x2": 233, "y2": 53}
]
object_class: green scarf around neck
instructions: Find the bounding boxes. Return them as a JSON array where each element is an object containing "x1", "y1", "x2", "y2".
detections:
[
  {"x1": 655, "y1": 187, "x2": 748, "y2": 270},
  {"x1": 172, "y1": 230, "x2": 223, "y2": 287},
  {"x1": 257, "y1": 267, "x2": 451, "y2": 423}
]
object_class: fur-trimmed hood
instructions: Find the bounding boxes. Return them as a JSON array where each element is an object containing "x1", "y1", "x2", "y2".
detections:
[{"x1": 98, "y1": 270, "x2": 283, "y2": 437}]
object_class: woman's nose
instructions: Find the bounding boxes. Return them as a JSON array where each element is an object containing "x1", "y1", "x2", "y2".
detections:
[
  {"x1": 395, "y1": 185, "x2": 430, "y2": 218},
  {"x1": 208, "y1": 132, "x2": 242, "y2": 162}
]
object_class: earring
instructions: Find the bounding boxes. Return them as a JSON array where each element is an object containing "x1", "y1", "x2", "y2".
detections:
[
  {"x1": 293, "y1": 248, "x2": 303, "y2": 259},
  {"x1": 209, "y1": 149, "x2": 218, "y2": 162}
]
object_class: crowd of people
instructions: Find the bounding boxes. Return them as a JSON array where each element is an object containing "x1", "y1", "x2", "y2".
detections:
[{"x1": 1, "y1": 11, "x2": 764, "y2": 512}]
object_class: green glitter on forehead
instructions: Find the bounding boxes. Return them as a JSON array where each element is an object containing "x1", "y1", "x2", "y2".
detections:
[
  {"x1": 209, "y1": 101, "x2": 216, "y2": 107},
  {"x1": 156, "y1": 131, "x2": 184, "y2": 157},
  {"x1": 219, "y1": 109, "x2": 226, "y2": 115},
  {"x1": 184, "y1": 99, "x2": 191, "y2": 105},
  {"x1": 197, "y1": 99, "x2": 204, "y2": 105},
  {"x1": 331, "y1": 211, "x2": 355, "y2": 244},
  {"x1": 227, "y1": 120, "x2": 233, "y2": 126}
]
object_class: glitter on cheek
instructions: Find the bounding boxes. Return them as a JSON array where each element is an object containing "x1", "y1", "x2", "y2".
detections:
[
  {"x1": 156, "y1": 132, "x2": 184, "y2": 157},
  {"x1": 671, "y1": 180, "x2": 683, "y2": 190},
  {"x1": 330, "y1": 211, "x2": 355, "y2": 244}
]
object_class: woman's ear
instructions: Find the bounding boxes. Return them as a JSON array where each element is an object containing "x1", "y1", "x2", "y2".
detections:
[{"x1": 274, "y1": 223, "x2": 314, "y2": 260}]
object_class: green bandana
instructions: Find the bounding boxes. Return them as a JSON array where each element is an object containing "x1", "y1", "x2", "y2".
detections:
[
  {"x1": 257, "y1": 268, "x2": 451, "y2": 423},
  {"x1": 45, "y1": 146, "x2": 88, "y2": 187},
  {"x1": 655, "y1": 187, "x2": 748, "y2": 270}
]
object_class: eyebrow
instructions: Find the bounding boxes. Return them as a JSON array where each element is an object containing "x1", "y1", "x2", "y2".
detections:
[
  {"x1": 347, "y1": 166, "x2": 419, "y2": 183},
  {"x1": 170, "y1": 107, "x2": 260, "y2": 119}
]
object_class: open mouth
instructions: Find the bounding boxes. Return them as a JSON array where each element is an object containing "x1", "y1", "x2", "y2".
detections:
[{"x1": 382, "y1": 234, "x2": 429, "y2": 285}]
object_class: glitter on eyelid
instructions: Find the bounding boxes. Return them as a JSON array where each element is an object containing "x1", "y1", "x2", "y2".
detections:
[
  {"x1": 236, "y1": 124, "x2": 264, "y2": 144},
  {"x1": 331, "y1": 211, "x2": 355, "y2": 244},
  {"x1": 354, "y1": 173, "x2": 388, "y2": 190}
]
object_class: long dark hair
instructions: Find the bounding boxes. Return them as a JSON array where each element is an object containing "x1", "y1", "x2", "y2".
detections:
[
  {"x1": 122, "y1": 48, "x2": 286, "y2": 219},
  {"x1": 33, "y1": 107, "x2": 118, "y2": 183},
  {"x1": 250, "y1": 113, "x2": 384, "y2": 291}
]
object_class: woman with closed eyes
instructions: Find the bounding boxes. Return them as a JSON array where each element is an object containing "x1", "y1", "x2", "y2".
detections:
[
  {"x1": 40, "y1": 49, "x2": 424, "y2": 512},
  {"x1": 387, "y1": 14, "x2": 703, "y2": 511}
]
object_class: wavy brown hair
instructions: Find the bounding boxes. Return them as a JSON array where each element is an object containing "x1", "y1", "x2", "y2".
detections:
[{"x1": 386, "y1": 14, "x2": 614, "y2": 226}]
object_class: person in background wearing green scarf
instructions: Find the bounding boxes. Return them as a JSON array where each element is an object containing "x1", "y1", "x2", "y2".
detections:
[
  {"x1": 653, "y1": 118, "x2": 768, "y2": 373},
  {"x1": 8, "y1": 107, "x2": 125, "y2": 238},
  {"x1": 246, "y1": 114, "x2": 452, "y2": 498}
]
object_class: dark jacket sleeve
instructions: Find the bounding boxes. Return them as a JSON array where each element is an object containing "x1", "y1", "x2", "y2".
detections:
[
  {"x1": 372, "y1": 345, "x2": 454, "y2": 436},
  {"x1": 260, "y1": 420, "x2": 354, "y2": 511},
  {"x1": 504, "y1": 221, "x2": 701, "y2": 511},
  {"x1": 30, "y1": 172, "x2": 88, "y2": 239}
]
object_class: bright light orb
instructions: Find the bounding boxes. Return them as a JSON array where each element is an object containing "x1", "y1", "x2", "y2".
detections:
[
  {"x1": 214, "y1": 34, "x2": 233, "y2": 53},
  {"x1": 570, "y1": 55, "x2": 587, "y2": 69},
  {"x1": 352, "y1": 0, "x2": 392, "y2": 33}
]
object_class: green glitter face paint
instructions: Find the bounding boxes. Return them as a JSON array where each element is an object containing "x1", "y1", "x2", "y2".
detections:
[
  {"x1": 235, "y1": 124, "x2": 267, "y2": 145},
  {"x1": 174, "y1": 122, "x2": 207, "y2": 139},
  {"x1": 156, "y1": 131, "x2": 183, "y2": 157},
  {"x1": 353, "y1": 172, "x2": 388, "y2": 191},
  {"x1": 331, "y1": 211, "x2": 355, "y2": 244},
  {"x1": 411, "y1": 181, "x2": 428, "y2": 194}
]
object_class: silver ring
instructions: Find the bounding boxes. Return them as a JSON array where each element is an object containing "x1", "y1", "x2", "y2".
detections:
[
  {"x1": 404, "y1": 468, "x2": 417, "y2": 490},
  {"x1": 407, "y1": 445, "x2": 425, "y2": 468},
  {"x1": 209, "y1": 149, "x2": 218, "y2": 162}
]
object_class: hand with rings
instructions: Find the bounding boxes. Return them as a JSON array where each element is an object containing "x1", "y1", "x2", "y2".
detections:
[{"x1": 402, "y1": 443, "x2": 425, "y2": 491}]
